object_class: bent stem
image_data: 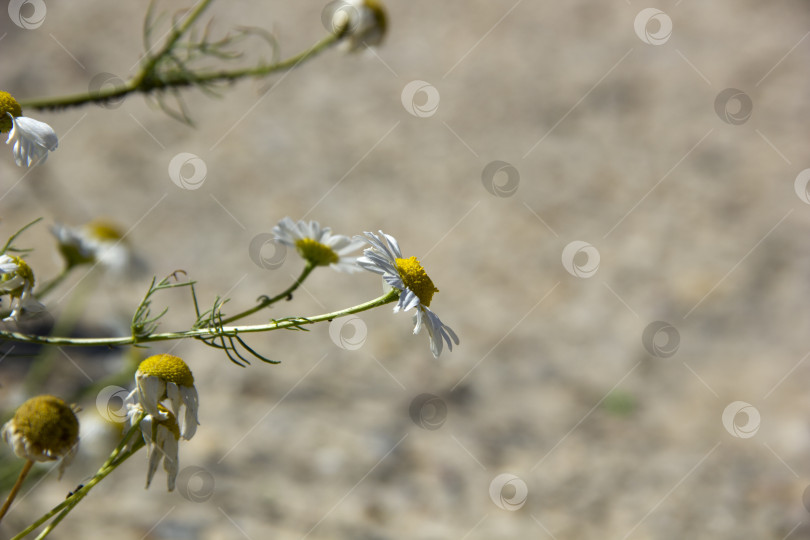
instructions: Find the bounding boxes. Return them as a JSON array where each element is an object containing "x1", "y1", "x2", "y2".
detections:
[
  {"x1": 217, "y1": 262, "x2": 315, "y2": 326},
  {"x1": 12, "y1": 416, "x2": 146, "y2": 540},
  {"x1": 0, "y1": 460, "x2": 34, "y2": 524},
  {"x1": 20, "y1": 28, "x2": 344, "y2": 111},
  {"x1": 0, "y1": 290, "x2": 400, "y2": 348}
]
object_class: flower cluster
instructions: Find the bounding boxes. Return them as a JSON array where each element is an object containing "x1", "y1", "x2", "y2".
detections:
[
  {"x1": 273, "y1": 218, "x2": 459, "y2": 358},
  {"x1": 51, "y1": 219, "x2": 135, "y2": 273}
]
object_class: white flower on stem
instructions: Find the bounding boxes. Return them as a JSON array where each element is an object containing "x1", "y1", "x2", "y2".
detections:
[
  {"x1": 331, "y1": 0, "x2": 387, "y2": 52},
  {"x1": 51, "y1": 219, "x2": 134, "y2": 272},
  {"x1": 6, "y1": 114, "x2": 58, "y2": 168},
  {"x1": 127, "y1": 354, "x2": 199, "y2": 440},
  {"x1": 273, "y1": 217, "x2": 364, "y2": 273},
  {"x1": 1, "y1": 91, "x2": 58, "y2": 168},
  {"x1": 356, "y1": 230, "x2": 459, "y2": 358},
  {"x1": 0, "y1": 254, "x2": 45, "y2": 322}
]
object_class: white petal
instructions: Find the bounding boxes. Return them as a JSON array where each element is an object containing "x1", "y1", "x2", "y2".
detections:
[{"x1": 137, "y1": 375, "x2": 165, "y2": 418}]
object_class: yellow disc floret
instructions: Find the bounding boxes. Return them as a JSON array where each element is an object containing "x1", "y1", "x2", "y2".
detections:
[
  {"x1": 86, "y1": 219, "x2": 124, "y2": 242},
  {"x1": 0, "y1": 91, "x2": 22, "y2": 133},
  {"x1": 295, "y1": 238, "x2": 339, "y2": 267},
  {"x1": 138, "y1": 354, "x2": 194, "y2": 387},
  {"x1": 395, "y1": 256, "x2": 439, "y2": 307},
  {"x1": 10, "y1": 395, "x2": 79, "y2": 460}
]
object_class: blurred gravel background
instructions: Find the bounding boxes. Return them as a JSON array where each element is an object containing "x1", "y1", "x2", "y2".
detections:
[{"x1": 2, "y1": 1, "x2": 810, "y2": 538}]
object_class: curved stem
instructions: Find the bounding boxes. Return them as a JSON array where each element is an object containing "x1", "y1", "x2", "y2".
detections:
[
  {"x1": 19, "y1": 30, "x2": 343, "y2": 111},
  {"x1": 217, "y1": 263, "x2": 315, "y2": 326},
  {"x1": 12, "y1": 417, "x2": 145, "y2": 540},
  {"x1": 0, "y1": 460, "x2": 34, "y2": 524},
  {"x1": 0, "y1": 290, "x2": 400, "y2": 348}
]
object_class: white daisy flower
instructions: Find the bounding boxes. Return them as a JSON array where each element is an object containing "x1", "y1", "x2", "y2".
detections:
[
  {"x1": 273, "y1": 217, "x2": 364, "y2": 273},
  {"x1": 127, "y1": 354, "x2": 199, "y2": 440},
  {"x1": 51, "y1": 219, "x2": 134, "y2": 273},
  {"x1": 1, "y1": 90, "x2": 57, "y2": 168},
  {"x1": 330, "y1": 0, "x2": 387, "y2": 52},
  {"x1": 2, "y1": 395, "x2": 80, "y2": 479},
  {"x1": 0, "y1": 254, "x2": 45, "y2": 322},
  {"x1": 356, "y1": 231, "x2": 459, "y2": 358},
  {"x1": 124, "y1": 403, "x2": 180, "y2": 491}
]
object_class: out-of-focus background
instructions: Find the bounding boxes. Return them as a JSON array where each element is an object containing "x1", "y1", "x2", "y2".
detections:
[{"x1": 2, "y1": 1, "x2": 810, "y2": 538}]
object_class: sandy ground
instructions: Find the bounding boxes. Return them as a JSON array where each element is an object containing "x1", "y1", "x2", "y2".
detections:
[{"x1": 2, "y1": 1, "x2": 810, "y2": 538}]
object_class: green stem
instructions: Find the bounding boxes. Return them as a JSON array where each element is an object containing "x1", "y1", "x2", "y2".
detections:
[
  {"x1": 12, "y1": 417, "x2": 146, "y2": 540},
  {"x1": 217, "y1": 263, "x2": 315, "y2": 326},
  {"x1": 0, "y1": 460, "x2": 34, "y2": 525},
  {"x1": 19, "y1": 30, "x2": 342, "y2": 111},
  {"x1": 0, "y1": 291, "x2": 399, "y2": 348},
  {"x1": 34, "y1": 267, "x2": 72, "y2": 300}
]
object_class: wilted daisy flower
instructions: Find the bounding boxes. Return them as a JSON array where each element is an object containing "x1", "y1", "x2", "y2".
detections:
[
  {"x1": 356, "y1": 231, "x2": 459, "y2": 358},
  {"x1": 51, "y1": 219, "x2": 133, "y2": 272},
  {"x1": 273, "y1": 217, "x2": 364, "y2": 273},
  {"x1": 0, "y1": 254, "x2": 45, "y2": 322},
  {"x1": 2, "y1": 395, "x2": 80, "y2": 479},
  {"x1": 0, "y1": 91, "x2": 58, "y2": 168},
  {"x1": 128, "y1": 354, "x2": 199, "y2": 440},
  {"x1": 331, "y1": 0, "x2": 387, "y2": 52},
  {"x1": 124, "y1": 403, "x2": 181, "y2": 490}
]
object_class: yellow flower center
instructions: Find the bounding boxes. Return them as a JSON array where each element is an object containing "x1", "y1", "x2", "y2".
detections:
[
  {"x1": 86, "y1": 220, "x2": 124, "y2": 242},
  {"x1": 0, "y1": 91, "x2": 22, "y2": 133},
  {"x1": 295, "y1": 238, "x2": 338, "y2": 267},
  {"x1": 395, "y1": 256, "x2": 439, "y2": 307},
  {"x1": 138, "y1": 354, "x2": 194, "y2": 387},
  {"x1": 11, "y1": 395, "x2": 79, "y2": 458}
]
